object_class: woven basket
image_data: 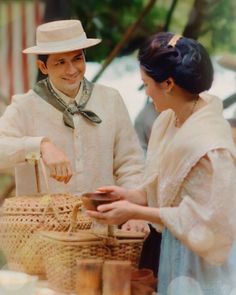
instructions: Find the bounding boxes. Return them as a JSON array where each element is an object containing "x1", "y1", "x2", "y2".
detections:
[
  {"x1": 38, "y1": 230, "x2": 107, "y2": 293},
  {"x1": 105, "y1": 229, "x2": 145, "y2": 268},
  {"x1": 38, "y1": 227, "x2": 144, "y2": 293},
  {"x1": 0, "y1": 194, "x2": 92, "y2": 276},
  {"x1": 38, "y1": 230, "x2": 145, "y2": 294}
]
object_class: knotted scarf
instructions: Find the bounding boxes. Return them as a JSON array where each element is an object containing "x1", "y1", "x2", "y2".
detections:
[{"x1": 34, "y1": 78, "x2": 102, "y2": 128}]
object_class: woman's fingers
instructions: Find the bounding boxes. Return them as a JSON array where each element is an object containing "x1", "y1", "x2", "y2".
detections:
[
  {"x1": 86, "y1": 210, "x2": 107, "y2": 220},
  {"x1": 96, "y1": 186, "x2": 117, "y2": 193}
]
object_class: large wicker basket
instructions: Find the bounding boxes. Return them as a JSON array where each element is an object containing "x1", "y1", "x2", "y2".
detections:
[
  {"x1": 38, "y1": 230, "x2": 107, "y2": 293},
  {"x1": 0, "y1": 194, "x2": 92, "y2": 276},
  {"x1": 38, "y1": 227, "x2": 145, "y2": 293}
]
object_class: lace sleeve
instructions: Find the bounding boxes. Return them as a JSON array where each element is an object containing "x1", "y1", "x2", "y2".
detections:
[{"x1": 160, "y1": 149, "x2": 236, "y2": 265}]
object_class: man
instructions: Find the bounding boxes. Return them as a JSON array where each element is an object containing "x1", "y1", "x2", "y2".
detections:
[{"x1": 0, "y1": 19, "x2": 144, "y2": 196}]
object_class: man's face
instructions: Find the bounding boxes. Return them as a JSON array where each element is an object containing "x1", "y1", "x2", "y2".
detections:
[{"x1": 37, "y1": 49, "x2": 86, "y2": 98}]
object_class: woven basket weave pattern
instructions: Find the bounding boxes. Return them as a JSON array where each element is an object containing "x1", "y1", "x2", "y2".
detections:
[
  {"x1": 0, "y1": 194, "x2": 92, "y2": 275},
  {"x1": 106, "y1": 239, "x2": 143, "y2": 267},
  {"x1": 39, "y1": 230, "x2": 144, "y2": 293},
  {"x1": 41, "y1": 237, "x2": 106, "y2": 293}
]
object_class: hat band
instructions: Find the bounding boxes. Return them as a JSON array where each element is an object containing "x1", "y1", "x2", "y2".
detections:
[{"x1": 36, "y1": 32, "x2": 87, "y2": 49}]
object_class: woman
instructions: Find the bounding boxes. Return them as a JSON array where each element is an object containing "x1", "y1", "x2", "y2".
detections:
[{"x1": 88, "y1": 32, "x2": 236, "y2": 294}]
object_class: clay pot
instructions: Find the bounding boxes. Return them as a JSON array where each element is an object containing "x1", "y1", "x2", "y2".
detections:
[
  {"x1": 131, "y1": 269, "x2": 154, "y2": 282},
  {"x1": 131, "y1": 268, "x2": 157, "y2": 295},
  {"x1": 81, "y1": 192, "x2": 120, "y2": 211}
]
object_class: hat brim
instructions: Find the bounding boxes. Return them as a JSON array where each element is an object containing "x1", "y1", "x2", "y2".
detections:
[
  {"x1": 23, "y1": 38, "x2": 101, "y2": 54},
  {"x1": 217, "y1": 54, "x2": 236, "y2": 72}
]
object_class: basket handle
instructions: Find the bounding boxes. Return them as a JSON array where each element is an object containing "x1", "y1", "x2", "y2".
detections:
[
  {"x1": 34, "y1": 160, "x2": 41, "y2": 193},
  {"x1": 34, "y1": 158, "x2": 50, "y2": 195},
  {"x1": 68, "y1": 202, "x2": 82, "y2": 233}
]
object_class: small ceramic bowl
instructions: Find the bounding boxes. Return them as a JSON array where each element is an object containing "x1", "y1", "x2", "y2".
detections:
[{"x1": 81, "y1": 192, "x2": 120, "y2": 211}]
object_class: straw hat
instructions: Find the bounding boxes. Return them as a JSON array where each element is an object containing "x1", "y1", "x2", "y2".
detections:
[
  {"x1": 217, "y1": 54, "x2": 236, "y2": 72},
  {"x1": 23, "y1": 19, "x2": 101, "y2": 54}
]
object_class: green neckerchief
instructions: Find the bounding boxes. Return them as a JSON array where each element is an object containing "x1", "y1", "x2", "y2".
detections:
[{"x1": 33, "y1": 77, "x2": 102, "y2": 129}]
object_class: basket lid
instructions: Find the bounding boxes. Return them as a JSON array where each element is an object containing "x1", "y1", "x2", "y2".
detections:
[
  {"x1": 113, "y1": 229, "x2": 145, "y2": 239},
  {"x1": 38, "y1": 230, "x2": 102, "y2": 242},
  {"x1": 1, "y1": 193, "x2": 81, "y2": 215}
]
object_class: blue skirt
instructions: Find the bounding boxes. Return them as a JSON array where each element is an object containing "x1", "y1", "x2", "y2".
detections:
[{"x1": 158, "y1": 229, "x2": 236, "y2": 295}]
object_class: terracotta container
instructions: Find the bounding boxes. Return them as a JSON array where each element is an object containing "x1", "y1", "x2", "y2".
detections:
[{"x1": 131, "y1": 268, "x2": 157, "y2": 295}]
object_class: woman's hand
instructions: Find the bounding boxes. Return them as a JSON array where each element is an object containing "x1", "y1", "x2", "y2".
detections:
[
  {"x1": 96, "y1": 186, "x2": 129, "y2": 200},
  {"x1": 96, "y1": 186, "x2": 146, "y2": 205},
  {"x1": 86, "y1": 200, "x2": 139, "y2": 225}
]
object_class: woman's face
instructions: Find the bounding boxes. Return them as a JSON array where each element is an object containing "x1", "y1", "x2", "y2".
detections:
[{"x1": 140, "y1": 68, "x2": 168, "y2": 112}]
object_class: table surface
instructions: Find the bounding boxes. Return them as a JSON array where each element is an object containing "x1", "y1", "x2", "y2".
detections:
[{"x1": 35, "y1": 280, "x2": 75, "y2": 295}]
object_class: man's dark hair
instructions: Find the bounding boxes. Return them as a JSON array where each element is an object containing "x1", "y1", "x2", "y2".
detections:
[{"x1": 38, "y1": 54, "x2": 49, "y2": 65}]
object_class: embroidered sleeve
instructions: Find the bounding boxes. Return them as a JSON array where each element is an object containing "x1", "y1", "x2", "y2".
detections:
[{"x1": 159, "y1": 149, "x2": 236, "y2": 265}]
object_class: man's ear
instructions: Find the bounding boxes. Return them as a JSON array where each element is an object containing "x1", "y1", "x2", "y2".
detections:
[{"x1": 36, "y1": 60, "x2": 48, "y2": 75}]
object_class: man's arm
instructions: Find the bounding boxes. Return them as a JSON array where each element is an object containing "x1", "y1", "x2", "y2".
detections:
[
  {"x1": 0, "y1": 98, "x2": 44, "y2": 169},
  {"x1": 0, "y1": 97, "x2": 72, "y2": 183}
]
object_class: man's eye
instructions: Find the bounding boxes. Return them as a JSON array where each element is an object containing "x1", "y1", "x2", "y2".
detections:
[
  {"x1": 55, "y1": 60, "x2": 64, "y2": 65},
  {"x1": 75, "y1": 56, "x2": 82, "y2": 61}
]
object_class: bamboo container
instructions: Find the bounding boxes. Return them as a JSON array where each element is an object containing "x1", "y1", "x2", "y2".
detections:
[
  {"x1": 102, "y1": 260, "x2": 131, "y2": 295},
  {"x1": 76, "y1": 259, "x2": 103, "y2": 295}
]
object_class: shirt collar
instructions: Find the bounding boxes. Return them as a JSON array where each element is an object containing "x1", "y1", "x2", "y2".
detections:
[{"x1": 49, "y1": 79, "x2": 84, "y2": 105}]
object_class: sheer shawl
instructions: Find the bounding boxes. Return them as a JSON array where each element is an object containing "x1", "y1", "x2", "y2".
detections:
[{"x1": 142, "y1": 93, "x2": 236, "y2": 264}]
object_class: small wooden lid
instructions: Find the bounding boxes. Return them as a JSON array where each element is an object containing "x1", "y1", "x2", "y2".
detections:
[
  {"x1": 38, "y1": 230, "x2": 102, "y2": 242},
  {"x1": 113, "y1": 229, "x2": 145, "y2": 239}
]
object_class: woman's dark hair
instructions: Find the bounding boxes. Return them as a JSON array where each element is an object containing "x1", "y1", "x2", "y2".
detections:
[{"x1": 138, "y1": 32, "x2": 213, "y2": 95}]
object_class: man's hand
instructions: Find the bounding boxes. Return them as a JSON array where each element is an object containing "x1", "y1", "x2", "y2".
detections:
[{"x1": 40, "y1": 140, "x2": 72, "y2": 183}]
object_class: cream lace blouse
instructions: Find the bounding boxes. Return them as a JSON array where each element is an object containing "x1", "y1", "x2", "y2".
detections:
[
  {"x1": 144, "y1": 93, "x2": 236, "y2": 265},
  {"x1": 160, "y1": 148, "x2": 236, "y2": 265}
]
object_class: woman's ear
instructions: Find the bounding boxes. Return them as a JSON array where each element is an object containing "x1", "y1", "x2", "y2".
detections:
[
  {"x1": 36, "y1": 60, "x2": 48, "y2": 75},
  {"x1": 164, "y1": 77, "x2": 175, "y2": 94}
]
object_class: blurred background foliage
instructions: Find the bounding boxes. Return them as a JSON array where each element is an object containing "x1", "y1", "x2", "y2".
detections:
[
  {"x1": 1, "y1": 0, "x2": 235, "y2": 60},
  {"x1": 40, "y1": 0, "x2": 236, "y2": 61}
]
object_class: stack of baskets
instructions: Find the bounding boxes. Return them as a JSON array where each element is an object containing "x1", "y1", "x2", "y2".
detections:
[
  {"x1": 37, "y1": 226, "x2": 145, "y2": 293},
  {"x1": 33, "y1": 201, "x2": 145, "y2": 293},
  {"x1": 0, "y1": 193, "x2": 92, "y2": 276}
]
